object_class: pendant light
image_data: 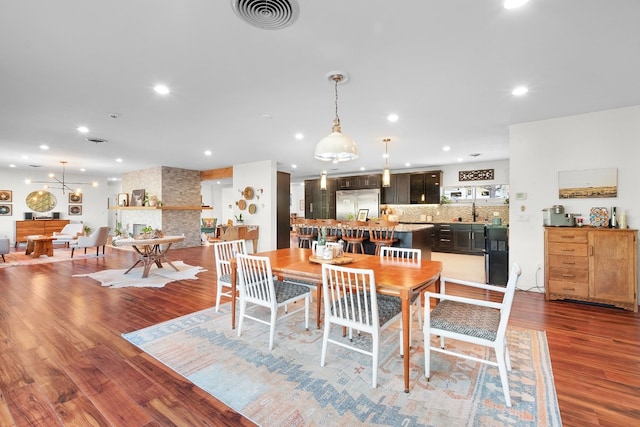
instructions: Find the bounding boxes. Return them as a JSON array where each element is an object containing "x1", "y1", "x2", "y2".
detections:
[
  {"x1": 320, "y1": 170, "x2": 327, "y2": 190},
  {"x1": 314, "y1": 73, "x2": 358, "y2": 162},
  {"x1": 382, "y1": 138, "x2": 391, "y2": 187}
]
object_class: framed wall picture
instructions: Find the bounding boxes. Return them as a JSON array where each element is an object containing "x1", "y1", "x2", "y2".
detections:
[
  {"x1": 69, "y1": 205, "x2": 82, "y2": 215},
  {"x1": 0, "y1": 204, "x2": 12, "y2": 216},
  {"x1": 69, "y1": 192, "x2": 82, "y2": 203},
  {"x1": 131, "y1": 189, "x2": 145, "y2": 206},
  {"x1": 117, "y1": 193, "x2": 129, "y2": 207},
  {"x1": 357, "y1": 208, "x2": 369, "y2": 221},
  {"x1": 0, "y1": 190, "x2": 12, "y2": 202}
]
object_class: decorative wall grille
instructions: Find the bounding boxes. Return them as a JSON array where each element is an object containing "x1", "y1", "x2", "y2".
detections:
[{"x1": 459, "y1": 169, "x2": 494, "y2": 181}]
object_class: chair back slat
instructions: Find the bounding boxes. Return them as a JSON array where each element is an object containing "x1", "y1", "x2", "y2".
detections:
[
  {"x1": 214, "y1": 239, "x2": 246, "y2": 278},
  {"x1": 322, "y1": 264, "x2": 378, "y2": 331},
  {"x1": 237, "y1": 253, "x2": 275, "y2": 306},
  {"x1": 380, "y1": 246, "x2": 421, "y2": 263}
]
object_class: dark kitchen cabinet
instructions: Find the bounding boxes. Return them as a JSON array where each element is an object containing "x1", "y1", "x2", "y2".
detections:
[
  {"x1": 436, "y1": 223, "x2": 453, "y2": 251},
  {"x1": 338, "y1": 174, "x2": 381, "y2": 190},
  {"x1": 304, "y1": 178, "x2": 336, "y2": 219},
  {"x1": 382, "y1": 173, "x2": 410, "y2": 204},
  {"x1": 409, "y1": 171, "x2": 442, "y2": 204},
  {"x1": 452, "y1": 224, "x2": 485, "y2": 254}
]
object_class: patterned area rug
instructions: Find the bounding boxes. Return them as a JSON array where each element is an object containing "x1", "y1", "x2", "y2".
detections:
[
  {"x1": 122, "y1": 306, "x2": 562, "y2": 426},
  {"x1": 0, "y1": 248, "x2": 111, "y2": 268},
  {"x1": 73, "y1": 261, "x2": 206, "y2": 288}
]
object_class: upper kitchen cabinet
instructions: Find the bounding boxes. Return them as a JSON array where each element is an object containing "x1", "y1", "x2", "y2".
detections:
[
  {"x1": 304, "y1": 178, "x2": 336, "y2": 219},
  {"x1": 409, "y1": 171, "x2": 442, "y2": 204},
  {"x1": 382, "y1": 173, "x2": 410, "y2": 204},
  {"x1": 337, "y1": 174, "x2": 381, "y2": 190}
]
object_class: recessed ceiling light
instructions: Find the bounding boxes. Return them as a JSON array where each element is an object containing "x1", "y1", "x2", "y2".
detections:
[
  {"x1": 405, "y1": 162, "x2": 411, "y2": 167},
  {"x1": 154, "y1": 84, "x2": 170, "y2": 95},
  {"x1": 442, "y1": 146, "x2": 451, "y2": 152},
  {"x1": 291, "y1": 164, "x2": 297, "y2": 168},
  {"x1": 512, "y1": 86, "x2": 529, "y2": 96},
  {"x1": 360, "y1": 167, "x2": 366, "y2": 171},
  {"x1": 503, "y1": 0, "x2": 529, "y2": 10},
  {"x1": 80, "y1": 168, "x2": 86, "y2": 172},
  {"x1": 9, "y1": 164, "x2": 16, "y2": 168},
  {"x1": 115, "y1": 158, "x2": 123, "y2": 163},
  {"x1": 77, "y1": 126, "x2": 89, "y2": 133},
  {"x1": 457, "y1": 157, "x2": 464, "y2": 162},
  {"x1": 387, "y1": 113, "x2": 399, "y2": 123},
  {"x1": 39, "y1": 144, "x2": 49, "y2": 150},
  {"x1": 204, "y1": 150, "x2": 212, "y2": 156},
  {"x1": 261, "y1": 114, "x2": 272, "y2": 119},
  {"x1": 294, "y1": 133, "x2": 304, "y2": 140}
]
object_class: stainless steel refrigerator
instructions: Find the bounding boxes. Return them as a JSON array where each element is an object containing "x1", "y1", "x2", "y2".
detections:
[{"x1": 336, "y1": 189, "x2": 380, "y2": 220}]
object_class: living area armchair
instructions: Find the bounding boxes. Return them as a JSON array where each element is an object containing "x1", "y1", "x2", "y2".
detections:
[
  {"x1": 53, "y1": 223, "x2": 85, "y2": 246},
  {"x1": 0, "y1": 237, "x2": 9, "y2": 262},
  {"x1": 69, "y1": 226, "x2": 110, "y2": 257}
]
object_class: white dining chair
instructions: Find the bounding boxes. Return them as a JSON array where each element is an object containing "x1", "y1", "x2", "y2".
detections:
[
  {"x1": 380, "y1": 246, "x2": 423, "y2": 331},
  {"x1": 320, "y1": 263, "x2": 403, "y2": 388},
  {"x1": 423, "y1": 263, "x2": 522, "y2": 407},
  {"x1": 236, "y1": 253, "x2": 310, "y2": 350},
  {"x1": 213, "y1": 239, "x2": 246, "y2": 312}
]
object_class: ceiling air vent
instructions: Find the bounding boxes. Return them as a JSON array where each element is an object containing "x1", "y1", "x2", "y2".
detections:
[
  {"x1": 232, "y1": 0, "x2": 299, "y2": 30},
  {"x1": 86, "y1": 137, "x2": 108, "y2": 144}
]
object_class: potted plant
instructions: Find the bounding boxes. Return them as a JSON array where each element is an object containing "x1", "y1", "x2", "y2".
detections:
[
  {"x1": 316, "y1": 226, "x2": 327, "y2": 257},
  {"x1": 83, "y1": 225, "x2": 93, "y2": 236},
  {"x1": 234, "y1": 213, "x2": 244, "y2": 224}
]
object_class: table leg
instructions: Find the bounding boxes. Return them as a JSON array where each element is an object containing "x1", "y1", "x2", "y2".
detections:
[
  {"x1": 401, "y1": 291, "x2": 411, "y2": 393},
  {"x1": 316, "y1": 285, "x2": 322, "y2": 329},
  {"x1": 231, "y1": 260, "x2": 237, "y2": 329},
  {"x1": 25, "y1": 240, "x2": 34, "y2": 255}
]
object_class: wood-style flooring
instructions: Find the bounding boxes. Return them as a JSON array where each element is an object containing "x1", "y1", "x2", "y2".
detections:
[{"x1": 0, "y1": 244, "x2": 639, "y2": 426}]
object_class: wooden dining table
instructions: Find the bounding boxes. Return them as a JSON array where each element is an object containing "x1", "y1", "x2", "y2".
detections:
[
  {"x1": 114, "y1": 235, "x2": 185, "y2": 278},
  {"x1": 229, "y1": 247, "x2": 442, "y2": 392}
]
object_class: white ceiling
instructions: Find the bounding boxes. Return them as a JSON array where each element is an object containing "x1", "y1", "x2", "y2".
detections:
[{"x1": 1, "y1": 0, "x2": 639, "y2": 184}]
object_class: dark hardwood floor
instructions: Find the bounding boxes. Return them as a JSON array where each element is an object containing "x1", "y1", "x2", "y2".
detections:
[{"x1": 1, "y1": 245, "x2": 639, "y2": 426}]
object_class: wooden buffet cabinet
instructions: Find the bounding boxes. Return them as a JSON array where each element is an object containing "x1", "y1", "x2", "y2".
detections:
[
  {"x1": 15, "y1": 219, "x2": 70, "y2": 247},
  {"x1": 544, "y1": 227, "x2": 638, "y2": 312}
]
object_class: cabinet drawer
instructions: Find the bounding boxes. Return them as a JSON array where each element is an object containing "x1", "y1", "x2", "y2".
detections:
[
  {"x1": 547, "y1": 229, "x2": 588, "y2": 244},
  {"x1": 548, "y1": 255, "x2": 589, "y2": 270},
  {"x1": 548, "y1": 242, "x2": 588, "y2": 257},
  {"x1": 549, "y1": 267, "x2": 589, "y2": 284},
  {"x1": 548, "y1": 280, "x2": 589, "y2": 297}
]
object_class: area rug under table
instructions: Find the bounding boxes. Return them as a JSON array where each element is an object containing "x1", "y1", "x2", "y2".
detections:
[
  {"x1": 73, "y1": 261, "x2": 206, "y2": 288},
  {"x1": 122, "y1": 305, "x2": 562, "y2": 426}
]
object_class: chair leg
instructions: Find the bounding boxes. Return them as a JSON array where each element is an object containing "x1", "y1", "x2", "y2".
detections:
[
  {"x1": 268, "y1": 308, "x2": 278, "y2": 350},
  {"x1": 371, "y1": 332, "x2": 379, "y2": 388},
  {"x1": 96, "y1": 247, "x2": 99, "y2": 256},
  {"x1": 1, "y1": 254, "x2": 5, "y2": 262},
  {"x1": 320, "y1": 319, "x2": 331, "y2": 367},
  {"x1": 424, "y1": 334, "x2": 431, "y2": 379},
  {"x1": 71, "y1": 248, "x2": 75, "y2": 258},
  {"x1": 496, "y1": 344, "x2": 512, "y2": 407},
  {"x1": 215, "y1": 283, "x2": 224, "y2": 312},
  {"x1": 237, "y1": 300, "x2": 246, "y2": 337}
]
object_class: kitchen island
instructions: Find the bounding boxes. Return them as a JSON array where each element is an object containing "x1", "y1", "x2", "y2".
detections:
[{"x1": 378, "y1": 223, "x2": 433, "y2": 259}]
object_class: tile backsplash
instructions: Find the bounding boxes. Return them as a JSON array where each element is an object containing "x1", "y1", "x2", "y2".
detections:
[{"x1": 383, "y1": 204, "x2": 510, "y2": 224}]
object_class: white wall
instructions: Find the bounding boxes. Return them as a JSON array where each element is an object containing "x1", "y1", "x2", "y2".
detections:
[
  {"x1": 0, "y1": 169, "x2": 110, "y2": 242},
  {"x1": 232, "y1": 160, "x2": 278, "y2": 252},
  {"x1": 290, "y1": 183, "x2": 305, "y2": 217},
  {"x1": 509, "y1": 105, "x2": 640, "y2": 293}
]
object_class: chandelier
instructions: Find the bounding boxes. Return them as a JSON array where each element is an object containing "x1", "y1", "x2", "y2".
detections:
[
  {"x1": 26, "y1": 161, "x2": 98, "y2": 194},
  {"x1": 314, "y1": 72, "x2": 358, "y2": 162},
  {"x1": 382, "y1": 138, "x2": 391, "y2": 188}
]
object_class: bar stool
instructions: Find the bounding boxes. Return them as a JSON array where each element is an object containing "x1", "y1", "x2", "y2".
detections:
[
  {"x1": 340, "y1": 220, "x2": 368, "y2": 253},
  {"x1": 316, "y1": 219, "x2": 341, "y2": 242},
  {"x1": 368, "y1": 220, "x2": 399, "y2": 255},
  {"x1": 295, "y1": 218, "x2": 317, "y2": 249}
]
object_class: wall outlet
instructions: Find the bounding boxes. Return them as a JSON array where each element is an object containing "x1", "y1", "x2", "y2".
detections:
[{"x1": 493, "y1": 211, "x2": 500, "y2": 216}]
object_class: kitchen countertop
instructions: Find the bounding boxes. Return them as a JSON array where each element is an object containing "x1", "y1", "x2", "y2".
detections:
[
  {"x1": 400, "y1": 221, "x2": 507, "y2": 226},
  {"x1": 394, "y1": 223, "x2": 434, "y2": 232}
]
